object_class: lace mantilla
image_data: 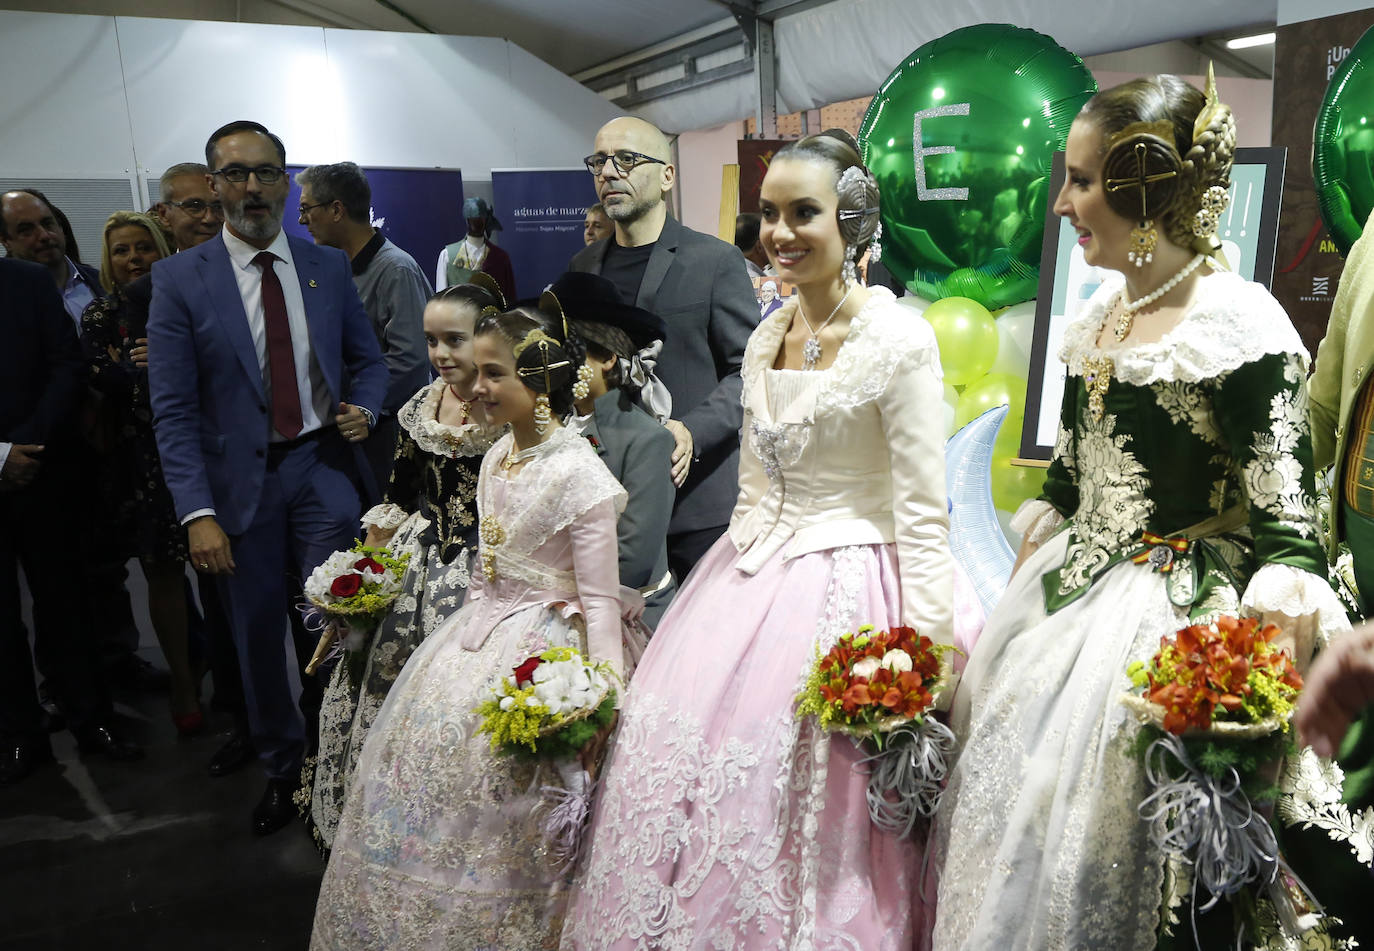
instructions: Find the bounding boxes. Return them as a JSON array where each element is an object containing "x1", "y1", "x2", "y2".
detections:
[
  {"x1": 1061, "y1": 271, "x2": 1310, "y2": 386},
  {"x1": 477, "y1": 428, "x2": 625, "y2": 590},
  {"x1": 398, "y1": 380, "x2": 503, "y2": 458}
]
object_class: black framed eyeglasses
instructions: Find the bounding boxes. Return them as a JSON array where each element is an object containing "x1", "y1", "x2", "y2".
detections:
[
  {"x1": 298, "y1": 201, "x2": 332, "y2": 217},
  {"x1": 583, "y1": 150, "x2": 667, "y2": 176},
  {"x1": 165, "y1": 198, "x2": 224, "y2": 217},
  {"x1": 211, "y1": 164, "x2": 287, "y2": 184}
]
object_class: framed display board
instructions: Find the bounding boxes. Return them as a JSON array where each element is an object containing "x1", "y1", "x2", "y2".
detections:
[{"x1": 1018, "y1": 146, "x2": 1287, "y2": 461}]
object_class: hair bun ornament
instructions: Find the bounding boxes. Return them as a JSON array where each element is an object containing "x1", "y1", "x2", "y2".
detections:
[
  {"x1": 836, "y1": 164, "x2": 882, "y2": 247},
  {"x1": 1101, "y1": 123, "x2": 1185, "y2": 224},
  {"x1": 467, "y1": 270, "x2": 506, "y2": 310}
]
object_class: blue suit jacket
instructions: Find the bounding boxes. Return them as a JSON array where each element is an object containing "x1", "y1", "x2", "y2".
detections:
[{"x1": 147, "y1": 233, "x2": 387, "y2": 536}]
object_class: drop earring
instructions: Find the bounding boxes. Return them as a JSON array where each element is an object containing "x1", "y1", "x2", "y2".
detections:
[
  {"x1": 533, "y1": 393, "x2": 552, "y2": 434},
  {"x1": 1127, "y1": 219, "x2": 1157, "y2": 268},
  {"x1": 573, "y1": 364, "x2": 593, "y2": 402}
]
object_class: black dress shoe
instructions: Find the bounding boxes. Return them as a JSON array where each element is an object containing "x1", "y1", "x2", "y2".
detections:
[
  {"x1": 73, "y1": 724, "x2": 144, "y2": 762},
  {"x1": 252, "y1": 778, "x2": 298, "y2": 836},
  {"x1": 207, "y1": 731, "x2": 255, "y2": 778},
  {"x1": 0, "y1": 736, "x2": 54, "y2": 785}
]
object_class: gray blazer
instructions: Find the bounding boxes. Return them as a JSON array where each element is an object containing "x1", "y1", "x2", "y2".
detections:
[
  {"x1": 569, "y1": 214, "x2": 759, "y2": 534},
  {"x1": 583, "y1": 388, "x2": 677, "y2": 630}
]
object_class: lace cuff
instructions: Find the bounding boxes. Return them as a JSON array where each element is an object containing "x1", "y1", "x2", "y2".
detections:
[
  {"x1": 1241, "y1": 563, "x2": 1352, "y2": 659},
  {"x1": 1011, "y1": 499, "x2": 1064, "y2": 546},
  {"x1": 361, "y1": 503, "x2": 409, "y2": 532}
]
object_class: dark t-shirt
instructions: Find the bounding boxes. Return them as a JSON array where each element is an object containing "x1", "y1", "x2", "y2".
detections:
[{"x1": 601, "y1": 240, "x2": 656, "y2": 305}]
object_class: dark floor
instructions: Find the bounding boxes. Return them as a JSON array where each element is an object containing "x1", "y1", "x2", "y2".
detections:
[{"x1": 4, "y1": 569, "x2": 324, "y2": 950}]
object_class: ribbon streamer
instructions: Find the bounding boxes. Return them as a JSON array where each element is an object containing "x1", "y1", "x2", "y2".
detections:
[
  {"x1": 855, "y1": 717, "x2": 957, "y2": 840},
  {"x1": 536, "y1": 761, "x2": 595, "y2": 876},
  {"x1": 1138, "y1": 733, "x2": 1279, "y2": 910}
]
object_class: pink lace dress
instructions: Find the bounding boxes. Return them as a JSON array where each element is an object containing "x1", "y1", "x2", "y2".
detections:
[{"x1": 310, "y1": 426, "x2": 639, "y2": 950}]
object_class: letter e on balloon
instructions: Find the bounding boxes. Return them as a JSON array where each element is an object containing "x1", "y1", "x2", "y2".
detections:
[{"x1": 913, "y1": 103, "x2": 971, "y2": 201}]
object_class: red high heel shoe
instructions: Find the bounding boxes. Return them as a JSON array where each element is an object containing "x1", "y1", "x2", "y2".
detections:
[{"x1": 173, "y1": 709, "x2": 206, "y2": 737}]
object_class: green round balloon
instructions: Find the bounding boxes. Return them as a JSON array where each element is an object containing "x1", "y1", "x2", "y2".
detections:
[
  {"x1": 1315, "y1": 22, "x2": 1374, "y2": 255},
  {"x1": 923, "y1": 296, "x2": 998, "y2": 385},
  {"x1": 858, "y1": 24, "x2": 1096, "y2": 309}
]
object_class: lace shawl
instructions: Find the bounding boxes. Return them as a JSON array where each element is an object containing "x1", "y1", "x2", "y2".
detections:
[
  {"x1": 741, "y1": 286, "x2": 941, "y2": 479},
  {"x1": 477, "y1": 427, "x2": 626, "y2": 592},
  {"x1": 398, "y1": 379, "x2": 503, "y2": 458},
  {"x1": 1060, "y1": 271, "x2": 1310, "y2": 385}
]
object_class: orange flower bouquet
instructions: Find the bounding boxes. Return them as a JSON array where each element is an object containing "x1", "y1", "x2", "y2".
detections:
[
  {"x1": 1124, "y1": 615, "x2": 1303, "y2": 739},
  {"x1": 1119, "y1": 616, "x2": 1353, "y2": 947},
  {"x1": 796, "y1": 624, "x2": 955, "y2": 838}
]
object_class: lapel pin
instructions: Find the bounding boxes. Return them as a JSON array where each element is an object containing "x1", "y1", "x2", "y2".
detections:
[{"x1": 308, "y1": 279, "x2": 318, "y2": 288}]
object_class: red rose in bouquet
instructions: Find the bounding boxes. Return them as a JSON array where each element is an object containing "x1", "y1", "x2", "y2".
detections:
[
  {"x1": 330, "y1": 573, "x2": 363, "y2": 598},
  {"x1": 513, "y1": 655, "x2": 542, "y2": 687},
  {"x1": 353, "y1": 556, "x2": 385, "y2": 574}
]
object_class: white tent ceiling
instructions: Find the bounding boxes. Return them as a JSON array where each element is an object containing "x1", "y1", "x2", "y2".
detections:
[{"x1": 0, "y1": 0, "x2": 1281, "y2": 130}]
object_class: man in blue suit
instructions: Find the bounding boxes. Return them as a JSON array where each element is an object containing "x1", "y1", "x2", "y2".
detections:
[{"x1": 148, "y1": 121, "x2": 387, "y2": 835}]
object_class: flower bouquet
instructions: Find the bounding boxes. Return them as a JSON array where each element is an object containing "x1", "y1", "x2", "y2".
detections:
[
  {"x1": 302, "y1": 543, "x2": 409, "y2": 679},
  {"x1": 1122, "y1": 616, "x2": 1358, "y2": 947},
  {"x1": 795, "y1": 624, "x2": 956, "y2": 838},
  {"x1": 475, "y1": 647, "x2": 619, "y2": 871}
]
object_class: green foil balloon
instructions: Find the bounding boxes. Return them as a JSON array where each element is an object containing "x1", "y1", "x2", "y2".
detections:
[
  {"x1": 859, "y1": 24, "x2": 1096, "y2": 309},
  {"x1": 1314, "y1": 22, "x2": 1374, "y2": 255}
]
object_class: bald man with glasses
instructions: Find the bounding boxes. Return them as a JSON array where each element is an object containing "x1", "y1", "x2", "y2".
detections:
[{"x1": 569, "y1": 116, "x2": 759, "y2": 582}]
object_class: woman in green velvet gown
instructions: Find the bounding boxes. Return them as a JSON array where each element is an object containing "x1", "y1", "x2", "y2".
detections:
[{"x1": 933, "y1": 73, "x2": 1358, "y2": 950}]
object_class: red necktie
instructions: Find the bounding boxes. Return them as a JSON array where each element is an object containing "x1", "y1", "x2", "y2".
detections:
[{"x1": 253, "y1": 251, "x2": 303, "y2": 439}]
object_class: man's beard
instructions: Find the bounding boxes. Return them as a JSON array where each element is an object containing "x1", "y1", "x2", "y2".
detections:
[
  {"x1": 602, "y1": 190, "x2": 657, "y2": 224},
  {"x1": 223, "y1": 194, "x2": 284, "y2": 242}
]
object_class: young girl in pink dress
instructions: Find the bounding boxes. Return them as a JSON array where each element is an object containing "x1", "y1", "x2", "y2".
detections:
[{"x1": 311, "y1": 304, "x2": 638, "y2": 950}]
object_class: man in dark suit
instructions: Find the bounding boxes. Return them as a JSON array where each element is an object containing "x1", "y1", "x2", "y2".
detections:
[
  {"x1": 0, "y1": 189, "x2": 160, "y2": 696},
  {"x1": 569, "y1": 117, "x2": 759, "y2": 581},
  {"x1": 148, "y1": 120, "x2": 387, "y2": 835},
  {"x1": 0, "y1": 258, "x2": 143, "y2": 783}
]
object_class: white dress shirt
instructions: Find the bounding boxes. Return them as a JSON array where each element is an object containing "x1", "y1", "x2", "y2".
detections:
[{"x1": 180, "y1": 227, "x2": 334, "y2": 527}]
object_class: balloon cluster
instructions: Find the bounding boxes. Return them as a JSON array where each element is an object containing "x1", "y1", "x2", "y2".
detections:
[
  {"x1": 900, "y1": 295, "x2": 1045, "y2": 516},
  {"x1": 859, "y1": 23, "x2": 1096, "y2": 310}
]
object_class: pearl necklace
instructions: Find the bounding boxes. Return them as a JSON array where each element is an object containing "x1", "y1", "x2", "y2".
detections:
[
  {"x1": 1114, "y1": 253, "x2": 1206, "y2": 341},
  {"x1": 500, "y1": 437, "x2": 555, "y2": 471},
  {"x1": 796, "y1": 284, "x2": 854, "y2": 371}
]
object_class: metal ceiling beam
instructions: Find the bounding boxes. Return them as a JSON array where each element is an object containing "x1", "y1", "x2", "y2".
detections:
[
  {"x1": 1186, "y1": 36, "x2": 1271, "y2": 79},
  {"x1": 575, "y1": 0, "x2": 838, "y2": 113},
  {"x1": 582, "y1": 29, "x2": 752, "y2": 107}
]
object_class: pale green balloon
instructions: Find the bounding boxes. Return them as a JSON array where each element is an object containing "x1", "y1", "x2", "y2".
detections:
[
  {"x1": 924, "y1": 296, "x2": 998, "y2": 385},
  {"x1": 954, "y1": 372, "x2": 1027, "y2": 431}
]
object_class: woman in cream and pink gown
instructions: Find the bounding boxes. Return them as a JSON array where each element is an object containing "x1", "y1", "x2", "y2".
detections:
[{"x1": 562, "y1": 129, "x2": 981, "y2": 951}]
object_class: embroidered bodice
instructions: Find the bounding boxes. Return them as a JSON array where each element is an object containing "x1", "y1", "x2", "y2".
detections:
[
  {"x1": 364, "y1": 380, "x2": 503, "y2": 564},
  {"x1": 460, "y1": 426, "x2": 630, "y2": 677},
  {"x1": 729, "y1": 286, "x2": 954, "y2": 645},
  {"x1": 1036, "y1": 270, "x2": 1336, "y2": 635}
]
